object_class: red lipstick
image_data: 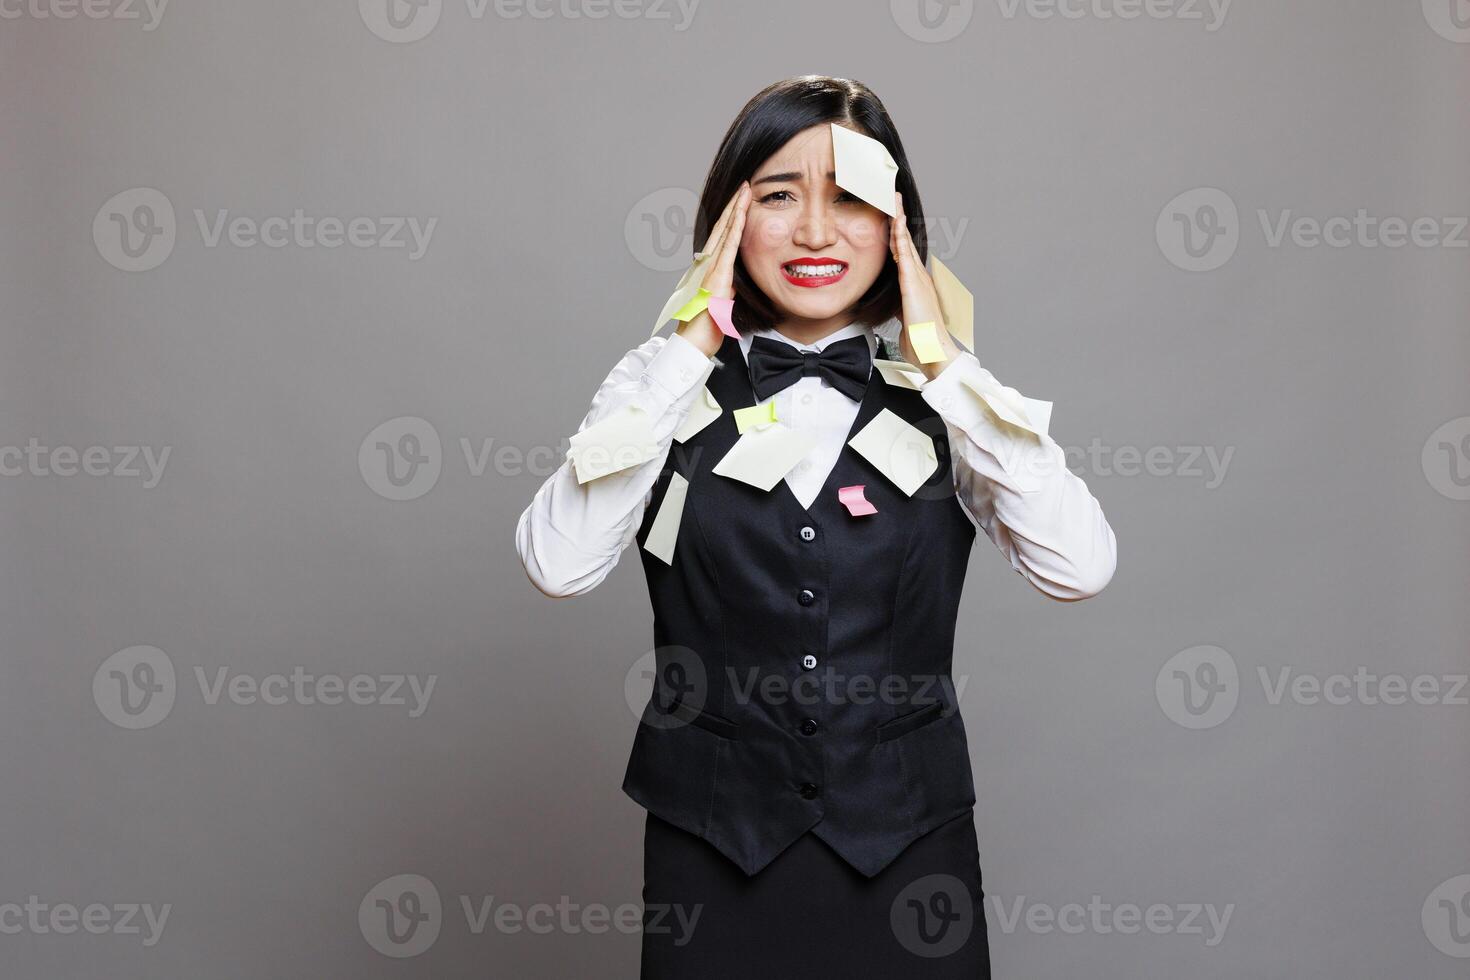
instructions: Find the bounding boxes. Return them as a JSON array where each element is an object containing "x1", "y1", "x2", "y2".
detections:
[{"x1": 780, "y1": 257, "x2": 848, "y2": 288}]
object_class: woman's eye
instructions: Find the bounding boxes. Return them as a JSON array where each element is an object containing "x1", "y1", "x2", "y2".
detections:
[
  {"x1": 836, "y1": 191, "x2": 859, "y2": 203},
  {"x1": 759, "y1": 190, "x2": 791, "y2": 204}
]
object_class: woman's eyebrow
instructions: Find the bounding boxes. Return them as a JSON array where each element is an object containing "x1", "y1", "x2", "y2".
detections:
[{"x1": 751, "y1": 170, "x2": 836, "y2": 186}]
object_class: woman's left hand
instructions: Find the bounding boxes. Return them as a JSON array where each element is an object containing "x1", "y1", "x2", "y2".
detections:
[{"x1": 890, "y1": 190, "x2": 962, "y2": 381}]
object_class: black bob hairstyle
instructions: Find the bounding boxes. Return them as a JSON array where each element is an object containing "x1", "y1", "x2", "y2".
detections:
[{"x1": 693, "y1": 75, "x2": 928, "y2": 337}]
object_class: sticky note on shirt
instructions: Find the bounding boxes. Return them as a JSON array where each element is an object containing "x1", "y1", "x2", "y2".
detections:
[
  {"x1": 959, "y1": 373, "x2": 1052, "y2": 440},
  {"x1": 837, "y1": 484, "x2": 877, "y2": 516},
  {"x1": 675, "y1": 386, "x2": 721, "y2": 443},
  {"x1": 642, "y1": 471, "x2": 689, "y2": 565},
  {"x1": 712, "y1": 423, "x2": 818, "y2": 491},
  {"x1": 733, "y1": 400, "x2": 778, "y2": 433},
  {"x1": 567, "y1": 404, "x2": 661, "y2": 484},
  {"x1": 847, "y1": 408, "x2": 938, "y2": 496},
  {"x1": 929, "y1": 256, "x2": 974, "y2": 352},
  {"x1": 874, "y1": 358, "x2": 926, "y2": 391},
  {"x1": 831, "y1": 123, "x2": 899, "y2": 217}
]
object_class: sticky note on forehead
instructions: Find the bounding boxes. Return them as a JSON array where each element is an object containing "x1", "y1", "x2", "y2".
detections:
[{"x1": 831, "y1": 123, "x2": 899, "y2": 217}]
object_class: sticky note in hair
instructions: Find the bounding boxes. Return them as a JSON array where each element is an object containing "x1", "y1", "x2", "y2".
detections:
[
  {"x1": 831, "y1": 123, "x2": 899, "y2": 217},
  {"x1": 837, "y1": 484, "x2": 878, "y2": 517}
]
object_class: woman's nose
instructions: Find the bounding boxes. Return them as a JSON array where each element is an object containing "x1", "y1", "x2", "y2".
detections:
[{"x1": 792, "y1": 200, "x2": 837, "y2": 249}]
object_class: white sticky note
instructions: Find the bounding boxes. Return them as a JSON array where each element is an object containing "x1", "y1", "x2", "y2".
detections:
[
  {"x1": 847, "y1": 408, "x2": 938, "y2": 496},
  {"x1": 567, "y1": 404, "x2": 661, "y2": 484},
  {"x1": 652, "y1": 251, "x2": 714, "y2": 336},
  {"x1": 642, "y1": 471, "x2": 689, "y2": 565},
  {"x1": 675, "y1": 386, "x2": 722, "y2": 443},
  {"x1": 959, "y1": 373, "x2": 1051, "y2": 439},
  {"x1": 712, "y1": 423, "x2": 818, "y2": 491},
  {"x1": 831, "y1": 123, "x2": 899, "y2": 217},
  {"x1": 874, "y1": 358, "x2": 925, "y2": 391},
  {"x1": 929, "y1": 256, "x2": 974, "y2": 351}
]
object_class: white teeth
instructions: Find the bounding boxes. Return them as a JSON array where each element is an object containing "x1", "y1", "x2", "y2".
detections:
[{"x1": 784, "y1": 263, "x2": 845, "y2": 277}]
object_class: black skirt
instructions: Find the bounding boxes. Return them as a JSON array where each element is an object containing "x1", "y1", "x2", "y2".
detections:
[{"x1": 640, "y1": 808, "x2": 990, "y2": 979}]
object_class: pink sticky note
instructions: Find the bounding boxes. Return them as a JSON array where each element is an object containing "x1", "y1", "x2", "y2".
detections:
[
  {"x1": 708, "y1": 296, "x2": 739, "y2": 338},
  {"x1": 838, "y1": 484, "x2": 878, "y2": 517}
]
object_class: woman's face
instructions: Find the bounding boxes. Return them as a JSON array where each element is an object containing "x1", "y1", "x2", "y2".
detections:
[{"x1": 740, "y1": 123, "x2": 891, "y2": 327}]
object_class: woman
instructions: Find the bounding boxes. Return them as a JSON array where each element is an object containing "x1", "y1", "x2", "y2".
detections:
[{"x1": 516, "y1": 75, "x2": 1117, "y2": 978}]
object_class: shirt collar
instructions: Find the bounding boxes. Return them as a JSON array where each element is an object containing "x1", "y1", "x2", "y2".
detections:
[{"x1": 737, "y1": 321, "x2": 876, "y2": 379}]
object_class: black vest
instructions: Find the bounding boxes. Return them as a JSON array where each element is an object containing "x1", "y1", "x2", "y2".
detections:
[{"x1": 624, "y1": 333, "x2": 978, "y2": 878}]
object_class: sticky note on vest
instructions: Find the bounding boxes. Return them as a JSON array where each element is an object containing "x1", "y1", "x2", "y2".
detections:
[
  {"x1": 675, "y1": 386, "x2": 722, "y2": 443},
  {"x1": 847, "y1": 408, "x2": 938, "y2": 496},
  {"x1": 567, "y1": 404, "x2": 661, "y2": 484},
  {"x1": 642, "y1": 471, "x2": 689, "y2": 565},
  {"x1": 712, "y1": 423, "x2": 818, "y2": 491}
]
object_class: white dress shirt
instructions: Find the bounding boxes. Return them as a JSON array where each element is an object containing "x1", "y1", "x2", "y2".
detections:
[{"x1": 515, "y1": 323, "x2": 1117, "y2": 601}]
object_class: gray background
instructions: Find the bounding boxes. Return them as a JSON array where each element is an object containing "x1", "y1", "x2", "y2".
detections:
[{"x1": 3, "y1": 0, "x2": 1468, "y2": 976}]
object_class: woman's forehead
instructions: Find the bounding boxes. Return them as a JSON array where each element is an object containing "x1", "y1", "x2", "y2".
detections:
[{"x1": 754, "y1": 126, "x2": 836, "y2": 181}]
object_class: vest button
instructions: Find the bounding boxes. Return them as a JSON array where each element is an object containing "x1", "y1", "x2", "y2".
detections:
[
  {"x1": 798, "y1": 782, "x2": 819, "y2": 800},
  {"x1": 799, "y1": 718, "x2": 819, "y2": 736},
  {"x1": 798, "y1": 589, "x2": 815, "y2": 606},
  {"x1": 801, "y1": 654, "x2": 817, "y2": 670},
  {"x1": 799, "y1": 525, "x2": 816, "y2": 542}
]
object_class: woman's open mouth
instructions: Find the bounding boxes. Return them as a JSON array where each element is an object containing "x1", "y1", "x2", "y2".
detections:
[{"x1": 781, "y1": 258, "x2": 848, "y2": 288}]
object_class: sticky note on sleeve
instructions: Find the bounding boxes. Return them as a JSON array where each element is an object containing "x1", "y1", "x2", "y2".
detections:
[{"x1": 567, "y1": 404, "x2": 661, "y2": 484}]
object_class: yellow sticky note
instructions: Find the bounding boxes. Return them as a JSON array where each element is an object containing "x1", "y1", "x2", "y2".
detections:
[
  {"x1": 672, "y1": 287, "x2": 712, "y2": 323},
  {"x1": 642, "y1": 471, "x2": 689, "y2": 565},
  {"x1": 831, "y1": 123, "x2": 899, "y2": 217},
  {"x1": 567, "y1": 404, "x2": 662, "y2": 484},
  {"x1": 929, "y1": 256, "x2": 974, "y2": 351},
  {"x1": 652, "y1": 252, "x2": 713, "y2": 336},
  {"x1": 906, "y1": 321, "x2": 946, "y2": 364},
  {"x1": 732, "y1": 400, "x2": 778, "y2": 434},
  {"x1": 847, "y1": 408, "x2": 938, "y2": 496},
  {"x1": 712, "y1": 423, "x2": 818, "y2": 491},
  {"x1": 675, "y1": 386, "x2": 722, "y2": 443}
]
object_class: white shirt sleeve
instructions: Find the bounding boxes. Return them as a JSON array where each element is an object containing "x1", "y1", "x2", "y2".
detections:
[
  {"x1": 919, "y1": 351, "x2": 1117, "y2": 601},
  {"x1": 514, "y1": 331, "x2": 715, "y2": 597}
]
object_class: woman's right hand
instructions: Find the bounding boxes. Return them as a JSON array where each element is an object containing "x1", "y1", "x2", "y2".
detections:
[{"x1": 676, "y1": 181, "x2": 751, "y2": 357}]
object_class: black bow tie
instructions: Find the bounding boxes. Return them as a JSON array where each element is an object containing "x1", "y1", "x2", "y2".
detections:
[{"x1": 747, "y1": 334, "x2": 872, "y2": 403}]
